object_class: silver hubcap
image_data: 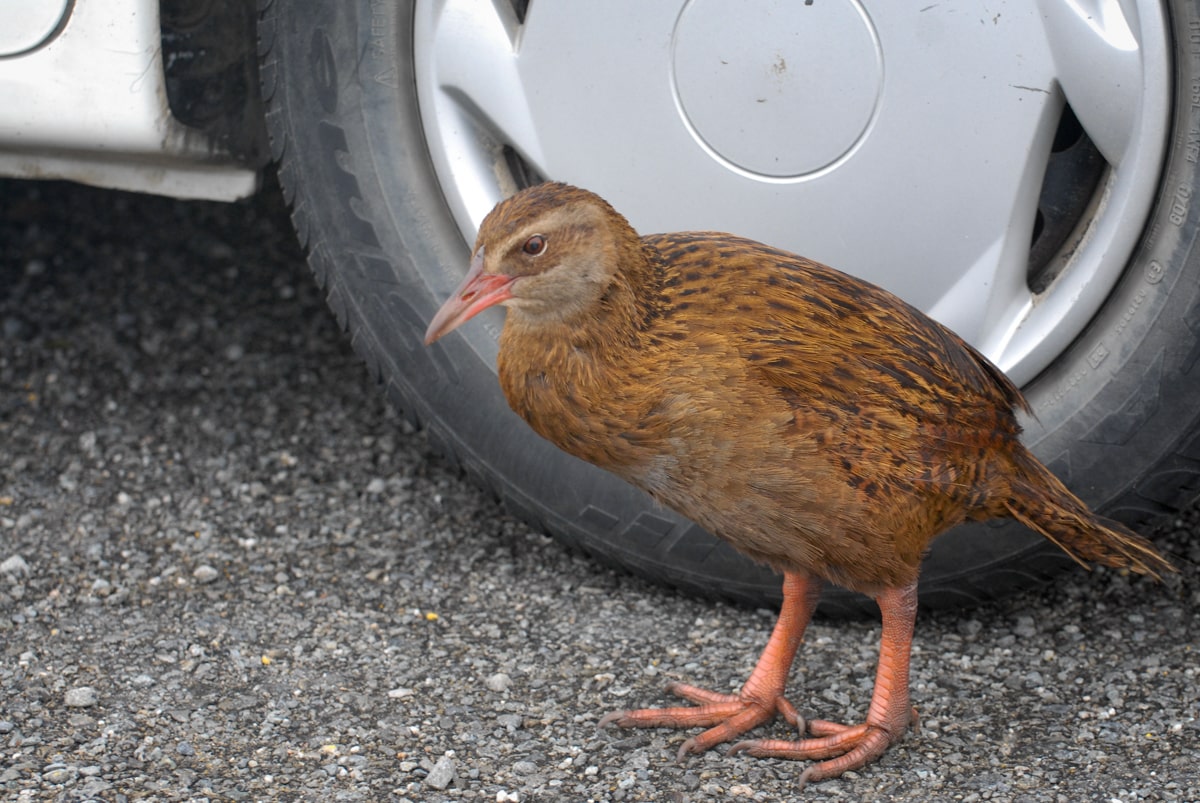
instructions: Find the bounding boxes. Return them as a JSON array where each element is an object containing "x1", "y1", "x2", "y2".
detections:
[
  {"x1": 415, "y1": 0, "x2": 1170, "y2": 385},
  {"x1": 671, "y1": 0, "x2": 883, "y2": 180}
]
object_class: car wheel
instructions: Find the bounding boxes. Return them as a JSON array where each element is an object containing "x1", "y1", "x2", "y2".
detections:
[{"x1": 257, "y1": 0, "x2": 1200, "y2": 614}]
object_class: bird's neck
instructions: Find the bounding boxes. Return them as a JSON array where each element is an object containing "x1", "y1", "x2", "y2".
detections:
[
  {"x1": 595, "y1": 240, "x2": 669, "y2": 348},
  {"x1": 497, "y1": 241, "x2": 671, "y2": 473}
]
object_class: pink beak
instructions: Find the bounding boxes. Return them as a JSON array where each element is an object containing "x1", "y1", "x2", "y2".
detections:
[{"x1": 424, "y1": 247, "x2": 516, "y2": 345}]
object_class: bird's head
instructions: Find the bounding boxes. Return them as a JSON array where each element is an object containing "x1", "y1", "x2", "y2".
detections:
[{"x1": 424, "y1": 182, "x2": 638, "y2": 345}]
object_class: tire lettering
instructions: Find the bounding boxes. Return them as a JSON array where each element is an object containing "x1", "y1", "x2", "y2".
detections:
[
  {"x1": 369, "y1": 1, "x2": 399, "y2": 87},
  {"x1": 1043, "y1": 365, "x2": 1090, "y2": 410},
  {"x1": 1169, "y1": 185, "x2": 1191, "y2": 226},
  {"x1": 1187, "y1": 109, "x2": 1200, "y2": 164},
  {"x1": 1112, "y1": 287, "x2": 1148, "y2": 341}
]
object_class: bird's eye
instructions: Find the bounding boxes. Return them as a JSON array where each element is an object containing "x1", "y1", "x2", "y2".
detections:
[{"x1": 522, "y1": 235, "x2": 547, "y2": 256}]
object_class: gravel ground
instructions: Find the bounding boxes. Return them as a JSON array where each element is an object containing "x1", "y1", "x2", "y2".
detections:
[{"x1": 1, "y1": 177, "x2": 1197, "y2": 802}]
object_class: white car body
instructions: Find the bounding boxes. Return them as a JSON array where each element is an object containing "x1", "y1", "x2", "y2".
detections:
[{"x1": 0, "y1": 0, "x2": 256, "y2": 201}]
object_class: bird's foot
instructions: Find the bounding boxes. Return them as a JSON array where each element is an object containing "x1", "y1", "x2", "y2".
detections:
[
  {"x1": 728, "y1": 708, "x2": 916, "y2": 786},
  {"x1": 599, "y1": 681, "x2": 803, "y2": 761}
]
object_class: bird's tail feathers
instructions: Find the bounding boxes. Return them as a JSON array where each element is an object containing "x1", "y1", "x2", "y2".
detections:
[{"x1": 1004, "y1": 452, "x2": 1175, "y2": 579}]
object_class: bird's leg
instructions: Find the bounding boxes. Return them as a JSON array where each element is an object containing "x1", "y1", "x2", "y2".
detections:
[
  {"x1": 729, "y1": 580, "x2": 919, "y2": 786},
  {"x1": 600, "y1": 571, "x2": 823, "y2": 759}
]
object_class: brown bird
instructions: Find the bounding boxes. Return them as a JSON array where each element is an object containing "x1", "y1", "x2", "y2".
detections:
[{"x1": 424, "y1": 182, "x2": 1173, "y2": 785}]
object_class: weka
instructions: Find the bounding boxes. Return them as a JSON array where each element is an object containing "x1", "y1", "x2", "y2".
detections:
[{"x1": 424, "y1": 181, "x2": 1173, "y2": 785}]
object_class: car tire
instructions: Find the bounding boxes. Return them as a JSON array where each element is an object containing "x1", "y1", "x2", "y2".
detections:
[{"x1": 257, "y1": 0, "x2": 1200, "y2": 615}]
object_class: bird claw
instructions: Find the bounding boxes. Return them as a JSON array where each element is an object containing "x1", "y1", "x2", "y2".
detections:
[
  {"x1": 726, "y1": 719, "x2": 911, "y2": 784},
  {"x1": 597, "y1": 681, "x2": 799, "y2": 757},
  {"x1": 597, "y1": 710, "x2": 628, "y2": 731},
  {"x1": 726, "y1": 737, "x2": 846, "y2": 791},
  {"x1": 675, "y1": 736, "x2": 699, "y2": 764},
  {"x1": 726, "y1": 738, "x2": 755, "y2": 757}
]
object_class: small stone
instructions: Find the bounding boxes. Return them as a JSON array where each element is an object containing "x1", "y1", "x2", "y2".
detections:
[
  {"x1": 139, "y1": 336, "x2": 162, "y2": 356},
  {"x1": 513, "y1": 760, "x2": 538, "y2": 775},
  {"x1": 176, "y1": 741, "x2": 195, "y2": 756},
  {"x1": 1, "y1": 554, "x2": 30, "y2": 577},
  {"x1": 42, "y1": 765, "x2": 76, "y2": 784},
  {"x1": 425, "y1": 755, "x2": 456, "y2": 790},
  {"x1": 497, "y1": 713, "x2": 523, "y2": 730},
  {"x1": 365, "y1": 478, "x2": 386, "y2": 494},
  {"x1": 2, "y1": 316, "x2": 29, "y2": 340},
  {"x1": 217, "y1": 694, "x2": 258, "y2": 712},
  {"x1": 193, "y1": 565, "x2": 219, "y2": 584},
  {"x1": 485, "y1": 672, "x2": 513, "y2": 693},
  {"x1": 64, "y1": 686, "x2": 98, "y2": 707}
]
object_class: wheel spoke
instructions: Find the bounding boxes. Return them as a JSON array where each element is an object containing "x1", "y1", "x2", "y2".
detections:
[
  {"x1": 1038, "y1": 0, "x2": 1146, "y2": 167},
  {"x1": 416, "y1": 0, "x2": 544, "y2": 228}
]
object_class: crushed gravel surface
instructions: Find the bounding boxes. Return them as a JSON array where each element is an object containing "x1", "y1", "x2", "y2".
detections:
[{"x1": 1, "y1": 178, "x2": 1197, "y2": 801}]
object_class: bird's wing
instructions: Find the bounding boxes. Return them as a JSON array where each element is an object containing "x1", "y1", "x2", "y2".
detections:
[{"x1": 649, "y1": 232, "x2": 1029, "y2": 428}]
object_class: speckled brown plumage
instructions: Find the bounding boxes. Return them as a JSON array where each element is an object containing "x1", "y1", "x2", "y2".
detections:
[{"x1": 424, "y1": 182, "x2": 1173, "y2": 785}]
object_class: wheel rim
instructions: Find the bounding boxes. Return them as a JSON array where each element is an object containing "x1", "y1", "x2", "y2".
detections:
[{"x1": 414, "y1": 0, "x2": 1170, "y2": 386}]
